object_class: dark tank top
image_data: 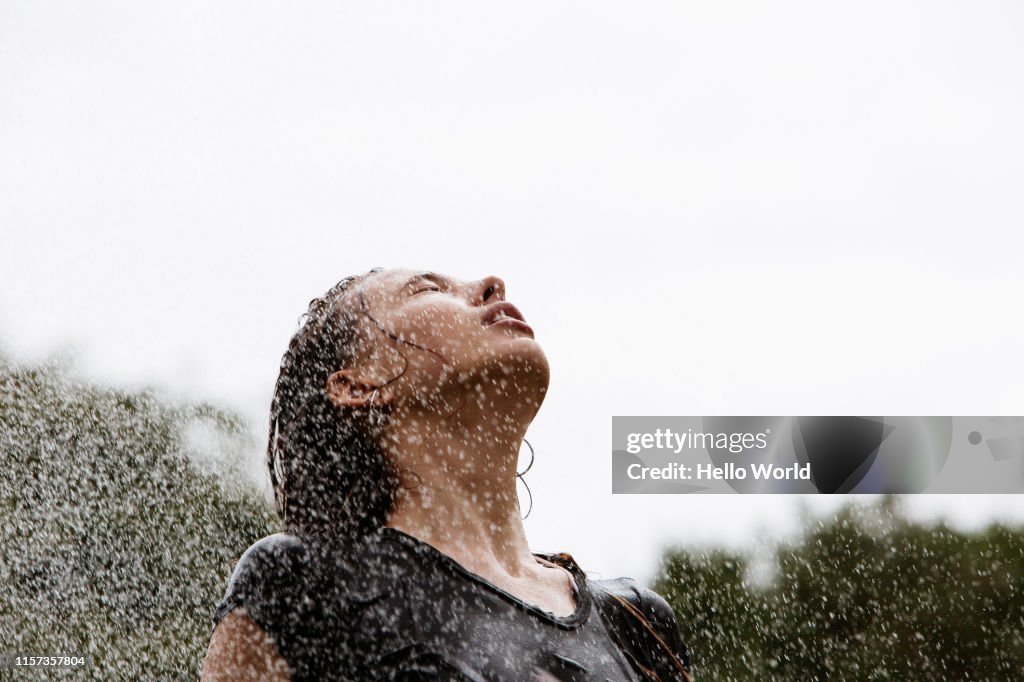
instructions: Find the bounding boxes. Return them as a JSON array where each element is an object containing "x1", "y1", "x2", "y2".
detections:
[{"x1": 212, "y1": 527, "x2": 690, "y2": 681}]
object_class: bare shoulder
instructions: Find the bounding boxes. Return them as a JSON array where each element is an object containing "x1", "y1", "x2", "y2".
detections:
[{"x1": 201, "y1": 608, "x2": 292, "y2": 682}]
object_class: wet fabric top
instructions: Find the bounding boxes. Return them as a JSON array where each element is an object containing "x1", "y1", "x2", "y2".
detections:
[{"x1": 212, "y1": 527, "x2": 690, "y2": 681}]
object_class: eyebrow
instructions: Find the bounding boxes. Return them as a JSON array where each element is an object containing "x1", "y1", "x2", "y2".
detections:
[{"x1": 405, "y1": 272, "x2": 447, "y2": 288}]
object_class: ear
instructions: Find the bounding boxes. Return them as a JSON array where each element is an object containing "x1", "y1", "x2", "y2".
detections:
[{"x1": 325, "y1": 369, "x2": 393, "y2": 410}]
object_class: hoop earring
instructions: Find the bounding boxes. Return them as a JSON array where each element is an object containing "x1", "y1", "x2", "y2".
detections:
[
  {"x1": 516, "y1": 438, "x2": 535, "y2": 520},
  {"x1": 271, "y1": 417, "x2": 288, "y2": 522},
  {"x1": 517, "y1": 438, "x2": 535, "y2": 476}
]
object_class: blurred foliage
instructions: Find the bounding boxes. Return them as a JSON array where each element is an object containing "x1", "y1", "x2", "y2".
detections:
[
  {"x1": 0, "y1": 355, "x2": 276, "y2": 680},
  {"x1": 655, "y1": 497, "x2": 1024, "y2": 681}
]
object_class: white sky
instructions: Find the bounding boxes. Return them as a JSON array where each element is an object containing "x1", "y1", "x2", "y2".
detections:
[{"x1": 2, "y1": 1, "x2": 1023, "y2": 583}]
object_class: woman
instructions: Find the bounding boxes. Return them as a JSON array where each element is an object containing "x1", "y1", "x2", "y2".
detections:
[{"x1": 202, "y1": 267, "x2": 691, "y2": 681}]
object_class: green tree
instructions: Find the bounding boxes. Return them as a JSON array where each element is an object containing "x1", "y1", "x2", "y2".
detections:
[
  {"x1": 655, "y1": 499, "x2": 1024, "y2": 681},
  {"x1": 0, "y1": 355, "x2": 276, "y2": 680}
]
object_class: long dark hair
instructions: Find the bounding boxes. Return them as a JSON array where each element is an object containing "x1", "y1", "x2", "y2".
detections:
[{"x1": 266, "y1": 268, "x2": 400, "y2": 541}]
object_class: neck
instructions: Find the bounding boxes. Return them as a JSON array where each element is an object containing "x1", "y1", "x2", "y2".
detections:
[{"x1": 383, "y1": 401, "x2": 537, "y2": 578}]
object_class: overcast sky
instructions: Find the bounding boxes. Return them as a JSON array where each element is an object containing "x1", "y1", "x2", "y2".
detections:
[{"x1": 3, "y1": 1, "x2": 1023, "y2": 582}]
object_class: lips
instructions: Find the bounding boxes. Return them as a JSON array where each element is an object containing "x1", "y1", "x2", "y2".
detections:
[
  {"x1": 483, "y1": 302, "x2": 527, "y2": 326},
  {"x1": 482, "y1": 301, "x2": 534, "y2": 337}
]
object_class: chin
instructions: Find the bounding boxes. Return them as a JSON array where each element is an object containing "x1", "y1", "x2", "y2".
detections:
[{"x1": 476, "y1": 338, "x2": 550, "y2": 391}]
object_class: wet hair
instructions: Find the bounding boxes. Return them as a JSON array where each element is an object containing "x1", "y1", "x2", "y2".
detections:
[{"x1": 266, "y1": 267, "x2": 401, "y2": 540}]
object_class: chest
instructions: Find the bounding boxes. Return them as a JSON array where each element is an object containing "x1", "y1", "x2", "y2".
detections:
[{"x1": 345, "y1": 587, "x2": 641, "y2": 681}]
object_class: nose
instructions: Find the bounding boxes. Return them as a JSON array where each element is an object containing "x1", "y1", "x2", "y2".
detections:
[{"x1": 475, "y1": 275, "x2": 505, "y2": 305}]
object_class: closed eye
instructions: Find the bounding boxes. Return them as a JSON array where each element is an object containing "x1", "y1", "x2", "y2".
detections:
[{"x1": 406, "y1": 272, "x2": 450, "y2": 295}]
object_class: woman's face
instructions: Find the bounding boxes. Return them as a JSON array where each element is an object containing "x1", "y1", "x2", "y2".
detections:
[{"x1": 341, "y1": 268, "x2": 550, "y2": 418}]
